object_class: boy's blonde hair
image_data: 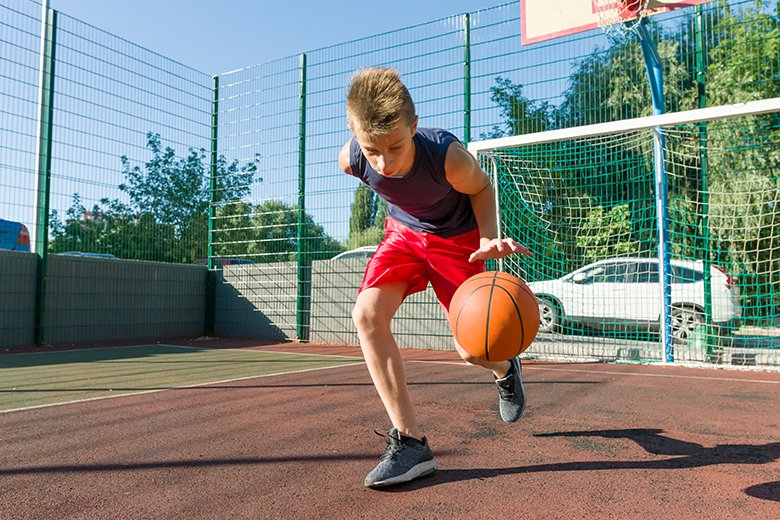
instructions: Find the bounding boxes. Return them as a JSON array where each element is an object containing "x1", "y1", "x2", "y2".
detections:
[{"x1": 347, "y1": 68, "x2": 416, "y2": 136}]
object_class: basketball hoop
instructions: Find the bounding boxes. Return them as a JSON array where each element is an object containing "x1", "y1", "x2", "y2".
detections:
[{"x1": 595, "y1": 0, "x2": 669, "y2": 41}]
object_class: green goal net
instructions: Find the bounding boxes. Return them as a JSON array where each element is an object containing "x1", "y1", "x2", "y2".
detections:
[{"x1": 472, "y1": 98, "x2": 780, "y2": 366}]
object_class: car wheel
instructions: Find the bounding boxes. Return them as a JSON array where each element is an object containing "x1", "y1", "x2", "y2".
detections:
[
  {"x1": 671, "y1": 306, "x2": 703, "y2": 341},
  {"x1": 538, "y1": 297, "x2": 561, "y2": 333}
]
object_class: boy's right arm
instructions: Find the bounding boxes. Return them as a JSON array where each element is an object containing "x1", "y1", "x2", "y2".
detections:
[{"x1": 338, "y1": 140, "x2": 352, "y2": 174}]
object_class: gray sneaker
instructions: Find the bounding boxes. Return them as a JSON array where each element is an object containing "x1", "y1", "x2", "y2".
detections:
[
  {"x1": 364, "y1": 428, "x2": 437, "y2": 488},
  {"x1": 494, "y1": 357, "x2": 526, "y2": 422}
]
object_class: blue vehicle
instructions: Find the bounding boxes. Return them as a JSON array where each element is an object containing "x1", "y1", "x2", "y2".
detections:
[
  {"x1": 0, "y1": 219, "x2": 31, "y2": 252},
  {"x1": 58, "y1": 251, "x2": 118, "y2": 259}
]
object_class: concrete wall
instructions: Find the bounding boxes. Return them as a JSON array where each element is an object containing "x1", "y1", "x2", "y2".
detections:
[
  {"x1": 1, "y1": 253, "x2": 452, "y2": 350},
  {"x1": 213, "y1": 258, "x2": 453, "y2": 350},
  {"x1": 215, "y1": 262, "x2": 298, "y2": 341},
  {"x1": 310, "y1": 258, "x2": 452, "y2": 349},
  {"x1": 0, "y1": 252, "x2": 207, "y2": 348},
  {"x1": 0, "y1": 251, "x2": 37, "y2": 348},
  {"x1": 43, "y1": 255, "x2": 207, "y2": 345}
]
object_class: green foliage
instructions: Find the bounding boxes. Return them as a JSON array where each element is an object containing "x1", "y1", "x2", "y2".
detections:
[
  {"x1": 561, "y1": 30, "x2": 694, "y2": 127},
  {"x1": 345, "y1": 227, "x2": 385, "y2": 251},
  {"x1": 480, "y1": 77, "x2": 554, "y2": 139},
  {"x1": 349, "y1": 184, "x2": 374, "y2": 235},
  {"x1": 576, "y1": 205, "x2": 638, "y2": 264},
  {"x1": 490, "y1": 1, "x2": 780, "y2": 322},
  {"x1": 347, "y1": 183, "x2": 385, "y2": 248},
  {"x1": 50, "y1": 132, "x2": 260, "y2": 263},
  {"x1": 247, "y1": 200, "x2": 342, "y2": 262},
  {"x1": 49, "y1": 133, "x2": 339, "y2": 264}
]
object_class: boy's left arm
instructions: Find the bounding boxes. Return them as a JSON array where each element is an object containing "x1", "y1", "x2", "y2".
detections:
[{"x1": 444, "y1": 142, "x2": 532, "y2": 263}]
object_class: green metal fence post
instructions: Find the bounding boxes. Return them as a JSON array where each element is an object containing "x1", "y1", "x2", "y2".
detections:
[
  {"x1": 33, "y1": 2, "x2": 57, "y2": 346},
  {"x1": 296, "y1": 53, "x2": 311, "y2": 342},
  {"x1": 695, "y1": 4, "x2": 716, "y2": 359},
  {"x1": 206, "y1": 74, "x2": 219, "y2": 336},
  {"x1": 463, "y1": 12, "x2": 471, "y2": 146}
]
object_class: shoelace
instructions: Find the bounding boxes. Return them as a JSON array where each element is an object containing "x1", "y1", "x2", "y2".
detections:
[
  {"x1": 374, "y1": 428, "x2": 405, "y2": 461},
  {"x1": 496, "y1": 378, "x2": 515, "y2": 400}
]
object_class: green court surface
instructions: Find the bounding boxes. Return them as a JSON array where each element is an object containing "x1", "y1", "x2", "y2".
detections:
[{"x1": 0, "y1": 345, "x2": 363, "y2": 412}]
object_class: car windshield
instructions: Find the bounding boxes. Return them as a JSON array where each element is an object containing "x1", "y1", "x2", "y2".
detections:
[
  {"x1": 566, "y1": 260, "x2": 704, "y2": 284},
  {"x1": 633, "y1": 262, "x2": 659, "y2": 283},
  {"x1": 585, "y1": 262, "x2": 631, "y2": 283}
]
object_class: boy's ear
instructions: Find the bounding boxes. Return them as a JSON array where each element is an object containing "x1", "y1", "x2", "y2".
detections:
[{"x1": 411, "y1": 116, "x2": 418, "y2": 135}]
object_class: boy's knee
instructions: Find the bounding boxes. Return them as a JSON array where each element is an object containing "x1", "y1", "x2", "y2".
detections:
[
  {"x1": 457, "y1": 350, "x2": 482, "y2": 366},
  {"x1": 351, "y1": 300, "x2": 374, "y2": 330}
]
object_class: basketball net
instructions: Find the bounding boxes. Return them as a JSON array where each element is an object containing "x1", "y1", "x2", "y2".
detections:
[{"x1": 595, "y1": 0, "x2": 656, "y2": 41}]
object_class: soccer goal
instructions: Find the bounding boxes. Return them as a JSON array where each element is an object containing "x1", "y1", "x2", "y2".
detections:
[{"x1": 469, "y1": 97, "x2": 780, "y2": 366}]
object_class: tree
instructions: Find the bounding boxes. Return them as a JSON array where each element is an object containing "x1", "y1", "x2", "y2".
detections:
[
  {"x1": 120, "y1": 132, "x2": 257, "y2": 231},
  {"x1": 346, "y1": 183, "x2": 385, "y2": 249},
  {"x1": 685, "y1": 2, "x2": 780, "y2": 323},
  {"x1": 248, "y1": 200, "x2": 342, "y2": 262},
  {"x1": 51, "y1": 133, "x2": 344, "y2": 264},
  {"x1": 487, "y1": 2, "x2": 780, "y2": 322},
  {"x1": 480, "y1": 77, "x2": 554, "y2": 139},
  {"x1": 50, "y1": 132, "x2": 261, "y2": 263},
  {"x1": 576, "y1": 204, "x2": 638, "y2": 264}
]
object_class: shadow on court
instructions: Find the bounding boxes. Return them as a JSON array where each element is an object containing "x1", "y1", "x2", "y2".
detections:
[
  {"x1": 380, "y1": 429, "x2": 780, "y2": 492},
  {"x1": 0, "y1": 451, "x2": 448, "y2": 476},
  {"x1": 744, "y1": 480, "x2": 780, "y2": 502}
]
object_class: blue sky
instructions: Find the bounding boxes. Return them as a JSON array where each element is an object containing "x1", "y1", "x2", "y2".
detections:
[
  {"x1": 51, "y1": 0, "x2": 502, "y2": 75},
  {"x1": 2, "y1": 0, "x2": 515, "y2": 244}
]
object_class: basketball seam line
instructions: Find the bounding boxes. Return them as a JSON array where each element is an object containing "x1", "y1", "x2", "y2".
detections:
[
  {"x1": 453, "y1": 288, "x2": 480, "y2": 356},
  {"x1": 460, "y1": 271, "x2": 536, "y2": 303},
  {"x1": 493, "y1": 284, "x2": 526, "y2": 358},
  {"x1": 484, "y1": 272, "x2": 498, "y2": 361}
]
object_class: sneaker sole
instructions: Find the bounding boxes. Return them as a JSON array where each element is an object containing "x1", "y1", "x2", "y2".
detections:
[{"x1": 365, "y1": 459, "x2": 437, "y2": 488}]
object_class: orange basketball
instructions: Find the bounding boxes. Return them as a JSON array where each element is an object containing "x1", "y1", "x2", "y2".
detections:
[{"x1": 449, "y1": 271, "x2": 540, "y2": 361}]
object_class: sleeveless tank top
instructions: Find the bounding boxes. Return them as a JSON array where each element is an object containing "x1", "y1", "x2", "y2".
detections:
[{"x1": 348, "y1": 127, "x2": 478, "y2": 238}]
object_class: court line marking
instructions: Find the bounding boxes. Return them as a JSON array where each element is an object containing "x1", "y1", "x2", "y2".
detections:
[
  {"x1": 4, "y1": 345, "x2": 777, "y2": 415},
  {"x1": 215, "y1": 347, "x2": 779, "y2": 386},
  {"x1": 0, "y1": 361, "x2": 365, "y2": 415},
  {"x1": 403, "y1": 359, "x2": 780, "y2": 384},
  {"x1": 527, "y1": 365, "x2": 780, "y2": 384},
  {"x1": 0, "y1": 344, "x2": 175, "y2": 356},
  {"x1": 0, "y1": 344, "x2": 366, "y2": 362}
]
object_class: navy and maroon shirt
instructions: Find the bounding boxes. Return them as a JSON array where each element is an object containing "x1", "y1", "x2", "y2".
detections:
[{"x1": 348, "y1": 127, "x2": 478, "y2": 238}]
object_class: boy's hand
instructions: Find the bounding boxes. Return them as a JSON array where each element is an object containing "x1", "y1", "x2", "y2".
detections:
[{"x1": 468, "y1": 238, "x2": 532, "y2": 263}]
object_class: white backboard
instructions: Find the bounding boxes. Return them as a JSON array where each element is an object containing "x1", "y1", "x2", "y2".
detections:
[{"x1": 520, "y1": 1, "x2": 713, "y2": 45}]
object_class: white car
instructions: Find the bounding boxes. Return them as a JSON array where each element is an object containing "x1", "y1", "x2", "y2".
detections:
[
  {"x1": 331, "y1": 245, "x2": 378, "y2": 261},
  {"x1": 528, "y1": 257, "x2": 741, "y2": 340}
]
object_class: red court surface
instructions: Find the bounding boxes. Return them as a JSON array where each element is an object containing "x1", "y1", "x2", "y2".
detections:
[{"x1": 1, "y1": 341, "x2": 779, "y2": 519}]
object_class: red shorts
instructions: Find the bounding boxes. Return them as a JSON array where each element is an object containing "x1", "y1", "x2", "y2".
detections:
[{"x1": 359, "y1": 217, "x2": 485, "y2": 316}]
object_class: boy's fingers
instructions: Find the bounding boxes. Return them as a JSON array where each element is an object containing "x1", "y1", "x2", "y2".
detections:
[{"x1": 469, "y1": 240, "x2": 532, "y2": 262}]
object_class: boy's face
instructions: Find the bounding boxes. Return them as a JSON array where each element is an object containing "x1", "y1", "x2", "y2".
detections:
[{"x1": 354, "y1": 117, "x2": 418, "y2": 178}]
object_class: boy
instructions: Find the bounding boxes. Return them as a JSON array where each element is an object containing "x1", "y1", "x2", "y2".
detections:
[{"x1": 338, "y1": 68, "x2": 531, "y2": 488}]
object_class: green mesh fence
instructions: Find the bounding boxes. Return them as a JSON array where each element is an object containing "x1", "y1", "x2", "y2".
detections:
[
  {"x1": 1, "y1": 2, "x2": 213, "y2": 261},
  {"x1": 1, "y1": 1, "x2": 211, "y2": 346},
  {"x1": 1, "y1": 0, "x2": 778, "y2": 361},
  {"x1": 1, "y1": 1, "x2": 39, "y2": 245},
  {"x1": 48, "y1": 12, "x2": 213, "y2": 262}
]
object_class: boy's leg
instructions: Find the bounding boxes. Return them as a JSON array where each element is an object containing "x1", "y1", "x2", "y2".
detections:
[
  {"x1": 452, "y1": 339, "x2": 511, "y2": 378},
  {"x1": 352, "y1": 281, "x2": 421, "y2": 439},
  {"x1": 353, "y1": 281, "x2": 437, "y2": 488}
]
